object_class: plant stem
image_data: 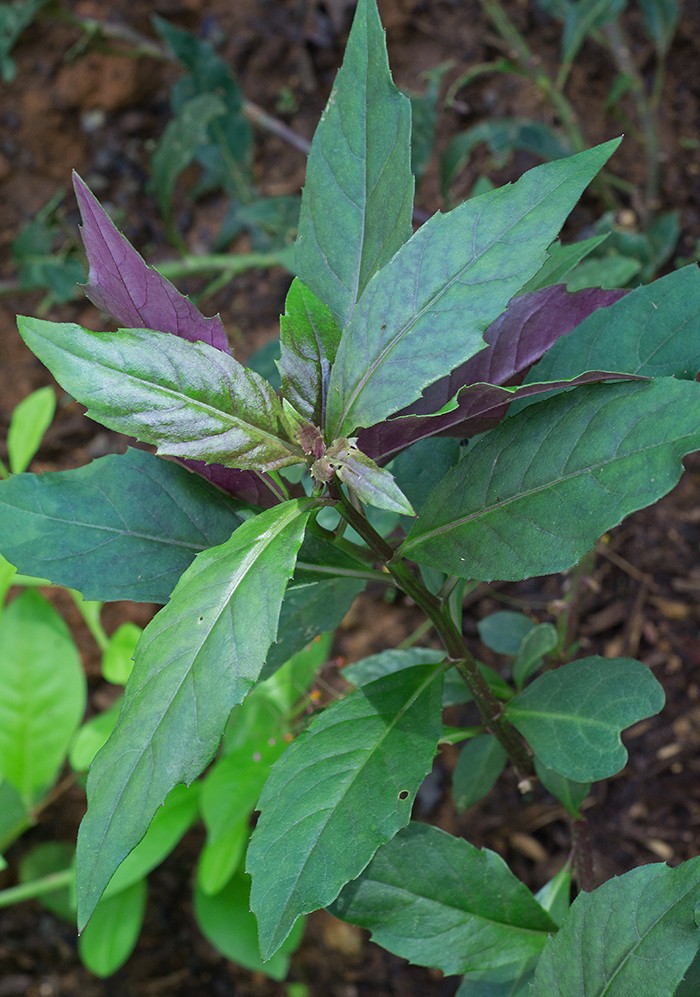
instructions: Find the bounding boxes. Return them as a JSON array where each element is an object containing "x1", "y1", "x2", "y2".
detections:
[
  {"x1": 154, "y1": 250, "x2": 292, "y2": 281},
  {"x1": 330, "y1": 483, "x2": 533, "y2": 777},
  {"x1": 571, "y1": 817, "x2": 596, "y2": 891},
  {"x1": 0, "y1": 868, "x2": 74, "y2": 909}
]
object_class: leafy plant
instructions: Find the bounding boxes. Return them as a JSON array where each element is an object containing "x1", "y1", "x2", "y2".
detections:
[{"x1": 2, "y1": 0, "x2": 700, "y2": 990}]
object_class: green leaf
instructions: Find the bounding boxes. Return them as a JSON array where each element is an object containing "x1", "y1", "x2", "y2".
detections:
[
  {"x1": 504, "y1": 656, "x2": 665, "y2": 781},
  {"x1": 195, "y1": 869, "x2": 305, "y2": 981},
  {"x1": 76, "y1": 498, "x2": 315, "y2": 931},
  {"x1": 278, "y1": 278, "x2": 342, "y2": 425},
  {"x1": 535, "y1": 758, "x2": 589, "y2": 818},
  {"x1": 0, "y1": 590, "x2": 85, "y2": 803},
  {"x1": 401, "y1": 378, "x2": 700, "y2": 581},
  {"x1": 512, "y1": 623, "x2": 558, "y2": 688},
  {"x1": 78, "y1": 879, "x2": 147, "y2": 978},
  {"x1": 327, "y1": 440, "x2": 415, "y2": 515},
  {"x1": 532, "y1": 858, "x2": 700, "y2": 996},
  {"x1": 331, "y1": 822, "x2": 556, "y2": 975},
  {"x1": 248, "y1": 664, "x2": 444, "y2": 959},
  {"x1": 478, "y1": 611, "x2": 536, "y2": 656},
  {"x1": 0, "y1": 448, "x2": 245, "y2": 603},
  {"x1": 69, "y1": 701, "x2": 121, "y2": 773},
  {"x1": 295, "y1": 0, "x2": 413, "y2": 329},
  {"x1": 7, "y1": 386, "x2": 55, "y2": 474},
  {"x1": 639, "y1": 0, "x2": 679, "y2": 55},
  {"x1": 453, "y1": 735, "x2": 508, "y2": 811},
  {"x1": 535, "y1": 864, "x2": 572, "y2": 927},
  {"x1": 529, "y1": 267, "x2": 700, "y2": 386},
  {"x1": 151, "y1": 93, "x2": 226, "y2": 215},
  {"x1": 520, "y1": 234, "x2": 609, "y2": 294},
  {"x1": 327, "y1": 140, "x2": 620, "y2": 437},
  {"x1": 102, "y1": 622, "x2": 141, "y2": 685},
  {"x1": 17, "y1": 319, "x2": 302, "y2": 472},
  {"x1": 20, "y1": 842, "x2": 75, "y2": 921}
]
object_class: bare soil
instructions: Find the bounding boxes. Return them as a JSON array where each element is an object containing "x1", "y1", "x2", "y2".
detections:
[{"x1": 1, "y1": 2, "x2": 700, "y2": 994}]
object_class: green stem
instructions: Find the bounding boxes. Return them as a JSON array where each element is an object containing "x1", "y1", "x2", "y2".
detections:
[
  {"x1": 330, "y1": 483, "x2": 533, "y2": 776},
  {"x1": 0, "y1": 868, "x2": 74, "y2": 909},
  {"x1": 154, "y1": 251, "x2": 291, "y2": 282}
]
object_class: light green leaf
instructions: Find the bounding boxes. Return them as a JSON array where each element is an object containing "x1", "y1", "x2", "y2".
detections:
[
  {"x1": 17, "y1": 319, "x2": 302, "y2": 471},
  {"x1": 0, "y1": 590, "x2": 85, "y2": 803},
  {"x1": 327, "y1": 139, "x2": 620, "y2": 437},
  {"x1": 453, "y1": 735, "x2": 508, "y2": 811},
  {"x1": 532, "y1": 859, "x2": 700, "y2": 996},
  {"x1": 520, "y1": 234, "x2": 608, "y2": 293},
  {"x1": 512, "y1": 622, "x2": 558, "y2": 688},
  {"x1": 70, "y1": 701, "x2": 121, "y2": 772},
  {"x1": 78, "y1": 879, "x2": 147, "y2": 978},
  {"x1": 0, "y1": 448, "x2": 245, "y2": 603},
  {"x1": 295, "y1": 0, "x2": 413, "y2": 329},
  {"x1": 151, "y1": 92, "x2": 225, "y2": 215},
  {"x1": 76, "y1": 498, "x2": 316, "y2": 931},
  {"x1": 248, "y1": 664, "x2": 444, "y2": 959},
  {"x1": 401, "y1": 379, "x2": 700, "y2": 581},
  {"x1": 536, "y1": 863, "x2": 572, "y2": 927},
  {"x1": 331, "y1": 822, "x2": 556, "y2": 974},
  {"x1": 102, "y1": 622, "x2": 141, "y2": 685},
  {"x1": 20, "y1": 842, "x2": 75, "y2": 922},
  {"x1": 478, "y1": 611, "x2": 536, "y2": 656},
  {"x1": 7, "y1": 386, "x2": 56, "y2": 474},
  {"x1": 505, "y1": 656, "x2": 664, "y2": 781},
  {"x1": 195, "y1": 869, "x2": 305, "y2": 981},
  {"x1": 278, "y1": 278, "x2": 342, "y2": 425}
]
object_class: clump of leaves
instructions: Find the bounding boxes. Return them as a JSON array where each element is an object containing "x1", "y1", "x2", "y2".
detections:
[{"x1": 2, "y1": 0, "x2": 700, "y2": 990}]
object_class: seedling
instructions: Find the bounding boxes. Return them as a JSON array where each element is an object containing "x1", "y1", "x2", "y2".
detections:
[{"x1": 2, "y1": 1, "x2": 700, "y2": 990}]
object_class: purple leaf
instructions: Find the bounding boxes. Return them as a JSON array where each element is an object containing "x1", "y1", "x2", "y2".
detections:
[
  {"x1": 358, "y1": 285, "x2": 626, "y2": 463},
  {"x1": 180, "y1": 460, "x2": 288, "y2": 510},
  {"x1": 73, "y1": 172, "x2": 231, "y2": 353}
]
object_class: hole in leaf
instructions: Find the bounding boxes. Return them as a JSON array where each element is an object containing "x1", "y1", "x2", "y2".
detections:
[{"x1": 398, "y1": 790, "x2": 409, "y2": 801}]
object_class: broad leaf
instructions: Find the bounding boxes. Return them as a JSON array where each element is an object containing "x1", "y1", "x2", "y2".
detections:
[
  {"x1": 331, "y1": 822, "x2": 556, "y2": 974},
  {"x1": 512, "y1": 622, "x2": 559, "y2": 687},
  {"x1": 358, "y1": 285, "x2": 623, "y2": 463},
  {"x1": 248, "y1": 664, "x2": 444, "y2": 959},
  {"x1": 278, "y1": 278, "x2": 342, "y2": 425},
  {"x1": 0, "y1": 591, "x2": 85, "y2": 803},
  {"x1": 453, "y1": 735, "x2": 508, "y2": 811},
  {"x1": 17, "y1": 319, "x2": 302, "y2": 471},
  {"x1": 532, "y1": 859, "x2": 700, "y2": 996},
  {"x1": 295, "y1": 0, "x2": 413, "y2": 329},
  {"x1": 76, "y1": 498, "x2": 315, "y2": 930},
  {"x1": 78, "y1": 879, "x2": 147, "y2": 978},
  {"x1": 504, "y1": 656, "x2": 664, "y2": 781},
  {"x1": 528, "y1": 266, "x2": 700, "y2": 385},
  {"x1": 73, "y1": 172, "x2": 230, "y2": 352},
  {"x1": 0, "y1": 449, "x2": 244, "y2": 603},
  {"x1": 400, "y1": 378, "x2": 700, "y2": 581},
  {"x1": 327, "y1": 139, "x2": 620, "y2": 437}
]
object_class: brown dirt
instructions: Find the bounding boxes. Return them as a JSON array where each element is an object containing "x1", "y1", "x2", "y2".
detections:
[{"x1": 1, "y1": 1, "x2": 700, "y2": 993}]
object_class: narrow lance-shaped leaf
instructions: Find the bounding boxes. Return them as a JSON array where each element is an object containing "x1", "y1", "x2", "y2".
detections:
[
  {"x1": 17, "y1": 318, "x2": 303, "y2": 471},
  {"x1": 295, "y1": 0, "x2": 413, "y2": 328},
  {"x1": 76, "y1": 498, "x2": 317, "y2": 930},
  {"x1": 331, "y1": 822, "x2": 556, "y2": 975},
  {"x1": 0, "y1": 449, "x2": 245, "y2": 604},
  {"x1": 400, "y1": 378, "x2": 700, "y2": 582},
  {"x1": 278, "y1": 278, "x2": 342, "y2": 426},
  {"x1": 248, "y1": 664, "x2": 444, "y2": 959},
  {"x1": 504, "y1": 656, "x2": 664, "y2": 782},
  {"x1": 73, "y1": 172, "x2": 231, "y2": 353},
  {"x1": 327, "y1": 139, "x2": 621, "y2": 438},
  {"x1": 532, "y1": 859, "x2": 700, "y2": 997}
]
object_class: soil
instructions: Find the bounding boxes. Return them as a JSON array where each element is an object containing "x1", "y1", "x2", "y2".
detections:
[{"x1": 1, "y1": 1, "x2": 700, "y2": 994}]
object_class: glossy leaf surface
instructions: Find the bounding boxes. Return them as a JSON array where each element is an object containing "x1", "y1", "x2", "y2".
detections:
[
  {"x1": 532, "y1": 859, "x2": 700, "y2": 996},
  {"x1": 401, "y1": 378, "x2": 700, "y2": 581},
  {"x1": 248, "y1": 665, "x2": 444, "y2": 959},
  {"x1": 505, "y1": 657, "x2": 664, "y2": 781},
  {"x1": 327, "y1": 139, "x2": 620, "y2": 437},
  {"x1": 76, "y1": 499, "x2": 315, "y2": 930},
  {"x1": 17, "y1": 319, "x2": 301, "y2": 471},
  {"x1": 0, "y1": 449, "x2": 244, "y2": 603},
  {"x1": 295, "y1": 0, "x2": 413, "y2": 329},
  {"x1": 331, "y1": 822, "x2": 556, "y2": 974}
]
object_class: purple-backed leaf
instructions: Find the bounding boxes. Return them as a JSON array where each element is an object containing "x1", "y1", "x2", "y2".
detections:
[
  {"x1": 73, "y1": 172, "x2": 231, "y2": 354},
  {"x1": 180, "y1": 460, "x2": 286, "y2": 510},
  {"x1": 358, "y1": 285, "x2": 625, "y2": 462}
]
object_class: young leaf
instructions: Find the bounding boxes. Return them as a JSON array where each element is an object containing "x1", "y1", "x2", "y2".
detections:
[
  {"x1": 478, "y1": 611, "x2": 535, "y2": 656},
  {"x1": 504, "y1": 656, "x2": 665, "y2": 781},
  {"x1": 78, "y1": 879, "x2": 146, "y2": 978},
  {"x1": 248, "y1": 664, "x2": 444, "y2": 959},
  {"x1": 326, "y1": 139, "x2": 621, "y2": 438},
  {"x1": 331, "y1": 822, "x2": 556, "y2": 975},
  {"x1": 17, "y1": 319, "x2": 302, "y2": 471},
  {"x1": 7, "y1": 386, "x2": 55, "y2": 474},
  {"x1": 532, "y1": 859, "x2": 700, "y2": 996},
  {"x1": 358, "y1": 285, "x2": 624, "y2": 463},
  {"x1": 535, "y1": 759, "x2": 589, "y2": 819},
  {"x1": 151, "y1": 93, "x2": 226, "y2": 215},
  {"x1": 278, "y1": 278, "x2": 342, "y2": 426},
  {"x1": 73, "y1": 172, "x2": 231, "y2": 353},
  {"x1": 452, "y1": 735, "x2": 508, "y2": 811},
  {"x1": 327, "y1": 440, "x2": 415, "y2": 516},
  {"x1": 528, "y1": 266, "x2": 700, "y2": 385},
  {"x1": 512, "y1": 622, "x2": 559, "y2": 688},
  {"x1": 400, "y1": 378, "x2": 700, "y2": 581},
  {"x1": 76, "y1": 498, "x2": 316, "y2": 931},
  {"x1": 295, "y1": 0, "x2": 413, "y2": 329},
  {"x1": 0, "y1": 449, "x2": 244, "y2": 603},
  {"x1": 0, "y1": 590, "x2": 85, "y2": 803}
]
